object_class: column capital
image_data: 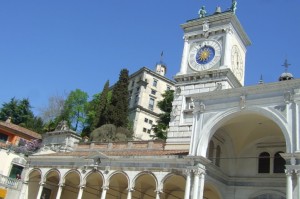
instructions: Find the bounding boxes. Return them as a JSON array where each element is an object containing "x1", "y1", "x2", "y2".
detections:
[
  {"x1": 295, "y1": 170, "x2": 300, "y2": 176},
  {"x1": 183, "y1": 168, "x2": 193, "y2": 176},
  {"x1": 102, "y1": 185, "x2": 109, "y2": 190},
  {"x1": 285, "y1": 169, "x2": 294, "y2": 176},
  {"x1": 127, "y1": 187, "x2": 134, "y2": 192},
  {"x1": 193, "y1": 168, "x2": 205, "y2": 176},
  {"x1": 39, "y1": 182, "x2": 45, "y2": 186},
  {"x1": 155, "y1": 189, "x2": 163, "y2": 195}
]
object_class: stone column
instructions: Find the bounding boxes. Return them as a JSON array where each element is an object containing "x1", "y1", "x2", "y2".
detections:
[
  {"x1": 286, "y1": 169, "x2": 293, "y2": 199},
  {"x1": 198, "y1": 172, "x2": 205, "y2": 199},
  {"x1": 179, "y1": 37, "x2": 190, "y2": 75},
  {"x1": 155, "y1": 190, "x2": 162, "y2": 199},
  {"x1": 55, "y1": 183, "x2": 64, "y2": 199},
  {"x1": 77, "y1": 185, "x2": 85, "y2": 199},
  {"x1": 100, "y1": 186, "x2": 109, "y2": 199},
  {"x1": 192, "y1": 165, "x2": 206, "y2": 199},
  {"x1": 192, "y1": 169, "x2": 200, "y2": 199},
  {"x1": 36, "y1": 182, "x2": 44, "y2": 199},
  {"x1": 127, "y1": 188, "x2": 133, "y2": 199},
  {"x1": 184, "y1": 169, "x2": 192, "y2": 199},
  {"x1": 296, "y1": 170, "x2": 300, "y2": 199},
  {"x1": 19, "y1": 181, "x2": 28, "y2": 199}
]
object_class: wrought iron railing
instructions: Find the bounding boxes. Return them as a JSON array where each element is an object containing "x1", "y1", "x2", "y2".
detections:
[{"x1": 0, "y1": 174, "x2": 22, "y2": 190}]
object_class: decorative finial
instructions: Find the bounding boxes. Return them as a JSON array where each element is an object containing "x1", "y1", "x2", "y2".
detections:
[
  {"x1": 160, "y1": 51, "x2": 164, "y2": 63},
  {"x1": 282, "y1": 59, "x2": 291, "y2": 72},
  {"x1": 258, "y1": 74, "x2": 264, "y2": 84},
  {"x1": 231, "y1": 0, "x2": 237, "y2": 14},
  {"x1": 198, "y1": 6, "x2": 207, "y2": 18}
]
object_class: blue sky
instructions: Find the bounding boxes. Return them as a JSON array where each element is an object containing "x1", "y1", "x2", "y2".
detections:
[{"x1": 0, "y1": 0, "x2": 299, "y2": 115}]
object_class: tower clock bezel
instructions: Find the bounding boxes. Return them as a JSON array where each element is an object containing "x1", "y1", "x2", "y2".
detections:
[{"x1": 188, "y1": 39, "x2": 222, "y2": 71}]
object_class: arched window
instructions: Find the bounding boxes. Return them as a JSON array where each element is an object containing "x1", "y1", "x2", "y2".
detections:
[
  {"x1": 207, "y1": 141, "x2": 214, "y2": 161},
  {"x1": 215, "y1": 145, "x2": 221, "y2": 167},
  {"x1": 273, "y1": 151, "x2": 285, "y2": 173},
  {"x1": 258, "y1": 152, "x2": 270, "y2": 173}
]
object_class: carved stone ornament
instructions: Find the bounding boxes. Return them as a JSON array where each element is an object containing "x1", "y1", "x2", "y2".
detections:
[
  {"x1": 203, "y1": 21, "x2": 209, "y2": 32},
  {"x1": 193, "y1": 100, "x2": 206, "y2": 113},
  {"x1": 239, "y1": 95, "x2": 246, "y2": 109},
  {"x1": 284, "y1": 91, "x2": 293, "y2": 104},
  {"x1": 193, "y1": 168, "x2": 205, "y2": 176},
  {"x1": 175, "y1": 87, "x2": 182, "y2": 95},
  {"x1": 215, "y1": 82, "x2": 223, "y2": 91},
  {"x1": 171, "y1": 105, "x2": 178, "y2": 118}
]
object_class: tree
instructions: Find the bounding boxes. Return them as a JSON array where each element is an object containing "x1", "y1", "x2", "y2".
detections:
[
  {"x1": 96, "y1": 80, "x2": 111, "y2": 128},
  {"x1": 152, "y1": 90, "x2": 174, "y2": 140},
  {"x1": 39, "y1": 93, "x2": 66, "y2": 132},
  {"x1": 0, "y1": 98, "x2": 44, "y2": 133},
  {"x1": 39, "y1": 93, "x2": 66, "y2": 123},
  {"x1": 108, "y1": 69, "x2": 129, "y2": 128},
  {"x1": 62, "y1": 89, "x2": 89, "y2": 132}
]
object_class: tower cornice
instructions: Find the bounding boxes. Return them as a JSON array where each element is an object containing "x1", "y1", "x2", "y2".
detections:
[{"x1": 181, "y1": 12, "x2": 251, "y2": 47}]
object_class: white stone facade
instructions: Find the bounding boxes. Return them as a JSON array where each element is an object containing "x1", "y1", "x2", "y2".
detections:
[{"x1": 128, "y1": 66, "x2": 175, "y2": 140}]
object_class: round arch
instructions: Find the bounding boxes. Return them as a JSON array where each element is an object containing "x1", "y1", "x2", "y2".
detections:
[
  {"x1": 132, "y1": 171, "x2": 158, "y2": 189},
  {"x1": 249, "y1": 190, "x2": 286, "y2": 199},
  {"x1": 196, "y1": 107, "x2": 291, "y2": 157},
  {"x1": 61, "y1": 169, "x2": 82, "y2": 199},
  {"x1": 82, "y1": 171, "x2": 104, "y2": 199},
  {"x1": 61, "y1": 169, "x2": 82, "y2": 184},
  {"x1": 106, "y1": 171, "x2": 130, "y2": 199},
  {"x1": 161, "y1": 173, "x2": 186, "y2": 199},
  {"x1": 132, "y1": 171, "x2": 158, "y2": 199},
  {"x1": 203, "y1": 183, "x2": 223, "y2": 199},
  {"x1": 27, "y1": 169, "x2": 42, "y2": 199},
  {"x1": 82, "y1": 170, "x2": 104, "y2": 185}
]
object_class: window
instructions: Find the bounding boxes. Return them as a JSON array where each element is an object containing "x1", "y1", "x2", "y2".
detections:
[
  {"x1": 151, "y1": 89, "x2": 157, "y2": 95},
  {"x1": 144, "y1": 118, "x2": 148, "y2": 123},
  {"x1": 258, "y1": 152, "x2": 270, "y2": 173},
  {"x1": 153, "y1": 79, "x2": 158, "y2": 87},
  {"x1": 273, "y1": 152, "x2": 285, "y2": 173},
  {"x1": 134, "y1": 95, "x2": 139, "y2": 104},
  {"x1": 215, "y1": 145, "x2": 221, "y2": 167},
  {"x1": 147, "y1": 129, "x2": 151, "y2": 134},
  {"x1": 131, "y1": 80, "x2": 135, "y2": 87},
  {"x1": 148, "y1": 98, "x2": 155, "y2": 110},
  {"x1": 136, "y1": 87, "x2": 140, "y2": 92},
  {"x1": 143, "y1": 128, "x2": 147, "y2": 132},
  {"x1": 149, "y1": 120, "x2": 153, "y2": 124},
  {"x1": 0, "y1": 133, "x2": 8, "y2": 142},
  {"x1": 167, "y1": 86, "x2": 171, "y2": 91},
  {"x1": 207, "y1": 141, "x2": 214, "y2": 161}
]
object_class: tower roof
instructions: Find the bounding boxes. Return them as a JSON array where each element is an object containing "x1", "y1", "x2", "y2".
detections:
[{"x1": 279, "y1": 59, "x2": 294, "y2": 81}]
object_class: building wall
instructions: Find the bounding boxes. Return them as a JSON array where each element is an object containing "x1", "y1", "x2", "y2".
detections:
[{"x1": 128, "y1": 67, "x2": 175, "y2": 140}]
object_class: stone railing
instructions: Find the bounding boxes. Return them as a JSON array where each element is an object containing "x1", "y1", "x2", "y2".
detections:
[{"x1": 0, "y1": 174, "x2": 22, "y2": 190}]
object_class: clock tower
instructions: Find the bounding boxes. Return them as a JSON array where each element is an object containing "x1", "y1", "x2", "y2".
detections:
[
  {"x1": 177, "y1": 8, "x2": 251, "y2": 86},
  {"x1": 166, "y1": 6, "x2": 251, "y2": 149}
]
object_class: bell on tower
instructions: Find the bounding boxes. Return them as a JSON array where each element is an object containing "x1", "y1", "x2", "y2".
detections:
[{"x1": 155, "y1": 51, "x2": 167, "y2": 76}]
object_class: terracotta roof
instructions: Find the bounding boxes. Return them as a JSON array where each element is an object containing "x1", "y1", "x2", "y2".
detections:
[{"x1": 0, "y1": 121, "x2": 42, "y2": 140}]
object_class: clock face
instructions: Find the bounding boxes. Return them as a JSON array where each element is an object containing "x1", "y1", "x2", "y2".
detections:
[
  {"x1": 231, "y1": 45, "x2": 244, "y2": 82},
  {"x1": 188, "y1": 40, "x2": 222, "y2": 71}
]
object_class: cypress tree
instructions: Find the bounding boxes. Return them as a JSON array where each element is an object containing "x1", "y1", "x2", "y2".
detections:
[
  {"x1": 108, "y1": 69, "x2": 129, "y2": 127},
  {"x1": 96, "y1": 80, "x2": 110, "y2": 127}
]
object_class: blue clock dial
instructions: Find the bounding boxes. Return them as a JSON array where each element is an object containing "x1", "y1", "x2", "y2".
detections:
[
  {"x1": 188, "y1": 39, "x2": 222, "y2": 71},
  {"x1": 196, "y1": 46, "x2": 215, "y2": 65}
]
